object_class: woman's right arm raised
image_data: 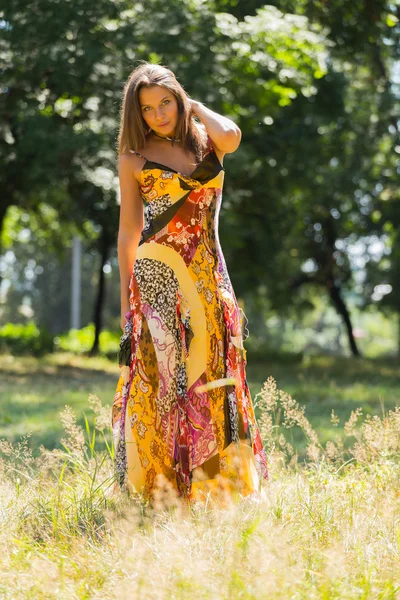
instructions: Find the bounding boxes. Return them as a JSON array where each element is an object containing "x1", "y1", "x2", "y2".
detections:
[{"x1": 117, "y1": 154, "x2": 144, "y2": 330}]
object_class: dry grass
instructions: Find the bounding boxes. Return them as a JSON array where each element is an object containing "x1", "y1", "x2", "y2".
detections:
[{"x1": 1, "y1": 377, "x2": 400, "y2": 599}]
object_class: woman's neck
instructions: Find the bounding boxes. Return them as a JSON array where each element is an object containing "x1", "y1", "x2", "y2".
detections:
[{"x1": 151, "y1": 130, "x2": 181, "y2": 146}]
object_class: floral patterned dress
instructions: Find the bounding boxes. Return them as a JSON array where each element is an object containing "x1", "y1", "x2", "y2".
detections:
[{"x1": 112, "y1": 137, "x2": 268, "y2": 503}]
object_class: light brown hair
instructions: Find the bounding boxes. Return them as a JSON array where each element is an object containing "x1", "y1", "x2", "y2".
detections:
[{"x1": 117, "y1": 62, "x2": 208, "y2": 163}]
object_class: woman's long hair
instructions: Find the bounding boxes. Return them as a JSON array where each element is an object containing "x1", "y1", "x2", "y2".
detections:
[{"x1": 117, "y1": 62, "x2": 208, "y2": 163}]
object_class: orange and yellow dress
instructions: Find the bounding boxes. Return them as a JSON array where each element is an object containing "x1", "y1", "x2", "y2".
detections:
[{"x1": 112, "y1": 137, "x2": 268, "y2": 504}]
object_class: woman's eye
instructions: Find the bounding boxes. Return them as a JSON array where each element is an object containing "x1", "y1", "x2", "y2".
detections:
[{"x1": 142, "y1": 100, "x2": 169, "y2": 112}]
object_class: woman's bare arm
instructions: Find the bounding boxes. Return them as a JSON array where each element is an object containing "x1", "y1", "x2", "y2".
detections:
[
  {"x1": 189, "y1": 100, "x2": 241, "y2": 154},
  {"x1": 117, "y1": 154, "x2": 144, "y2": 329}
]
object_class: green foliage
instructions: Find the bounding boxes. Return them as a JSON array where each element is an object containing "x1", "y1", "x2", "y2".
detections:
[
  {"x1": 1, "y1": 0, "x2": 399, "y2": 357},
  {"x1": 0, "y1": 207, "x2": 121, "y2": 335},
  {"x1": 56, "y1": 324, "x2": 120, "y2": 356},
  {"x1": 0, "y1": 322, "x2": 54, "y2": 356}
]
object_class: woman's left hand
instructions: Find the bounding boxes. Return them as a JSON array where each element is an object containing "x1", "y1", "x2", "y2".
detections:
[{"x1": 188, "y1": 98, "x2": 200, "y2": 116}]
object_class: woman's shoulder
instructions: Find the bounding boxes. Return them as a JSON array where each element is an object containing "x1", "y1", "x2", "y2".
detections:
[
  {"x1": 118, "y1": 150, "x2": 147, "y2": 182},
  {"x1": 119, "y1": 150, "x2": 145, "y2": 167}
]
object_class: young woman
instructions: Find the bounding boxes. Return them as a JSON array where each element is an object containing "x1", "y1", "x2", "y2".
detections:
[{"x1": 112, "y1": 62, "x2": 268, "y2": 505}]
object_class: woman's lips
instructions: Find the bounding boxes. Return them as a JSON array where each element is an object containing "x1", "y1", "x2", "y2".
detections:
[{"x1": 159, "y1": 122, "x2": 169, "y2": 127}]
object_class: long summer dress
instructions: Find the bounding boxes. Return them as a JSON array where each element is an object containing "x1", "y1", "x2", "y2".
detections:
[{"x1": 112, "y1": 136, "x2": 268, "y2": 504}]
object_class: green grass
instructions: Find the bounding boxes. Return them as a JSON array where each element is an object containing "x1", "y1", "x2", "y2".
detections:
[
  {"x1": 0, "y1": 353, "x2": 117, "y2": 451},
  {"x1": 0, "y1": 351, "x2": 398, "y2": 459},
  {"x1": 1, "y1": 351, "x2": 400, "y2": 598},
  {"x1": 249, "y1": 354, "x2": 399, "y2": 453}
]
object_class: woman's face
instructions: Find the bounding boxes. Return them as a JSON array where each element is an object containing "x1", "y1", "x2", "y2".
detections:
[{"x1": 139, "y1": 85, "x2": 179, "y2": 138}]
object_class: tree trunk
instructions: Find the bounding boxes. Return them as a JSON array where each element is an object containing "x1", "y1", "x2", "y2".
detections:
[
  {"x1": 0, "y1": 203, "x2": 9, "y2": 287},
  {"x1": 290, "y1": 274, "x2": 361, "y2": 357},
  {"x1": 323, "y1": 213, "x2": 360, "y2": 357},
  {"x1": 89, "y1": 231, "x2": 110, "y2": 356},
  {"x1": 327, "y1": 279, "x2": 360, "y2": 357}
]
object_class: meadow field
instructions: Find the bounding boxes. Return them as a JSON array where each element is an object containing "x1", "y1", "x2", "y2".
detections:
[{"x1": 1, "y1": 353, "x2": 399, "y2": 599}]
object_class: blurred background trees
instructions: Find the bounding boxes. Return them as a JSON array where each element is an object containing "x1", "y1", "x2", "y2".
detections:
[{"x1": 0, "y1": 0, "x2": 399, "y2": 358}]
